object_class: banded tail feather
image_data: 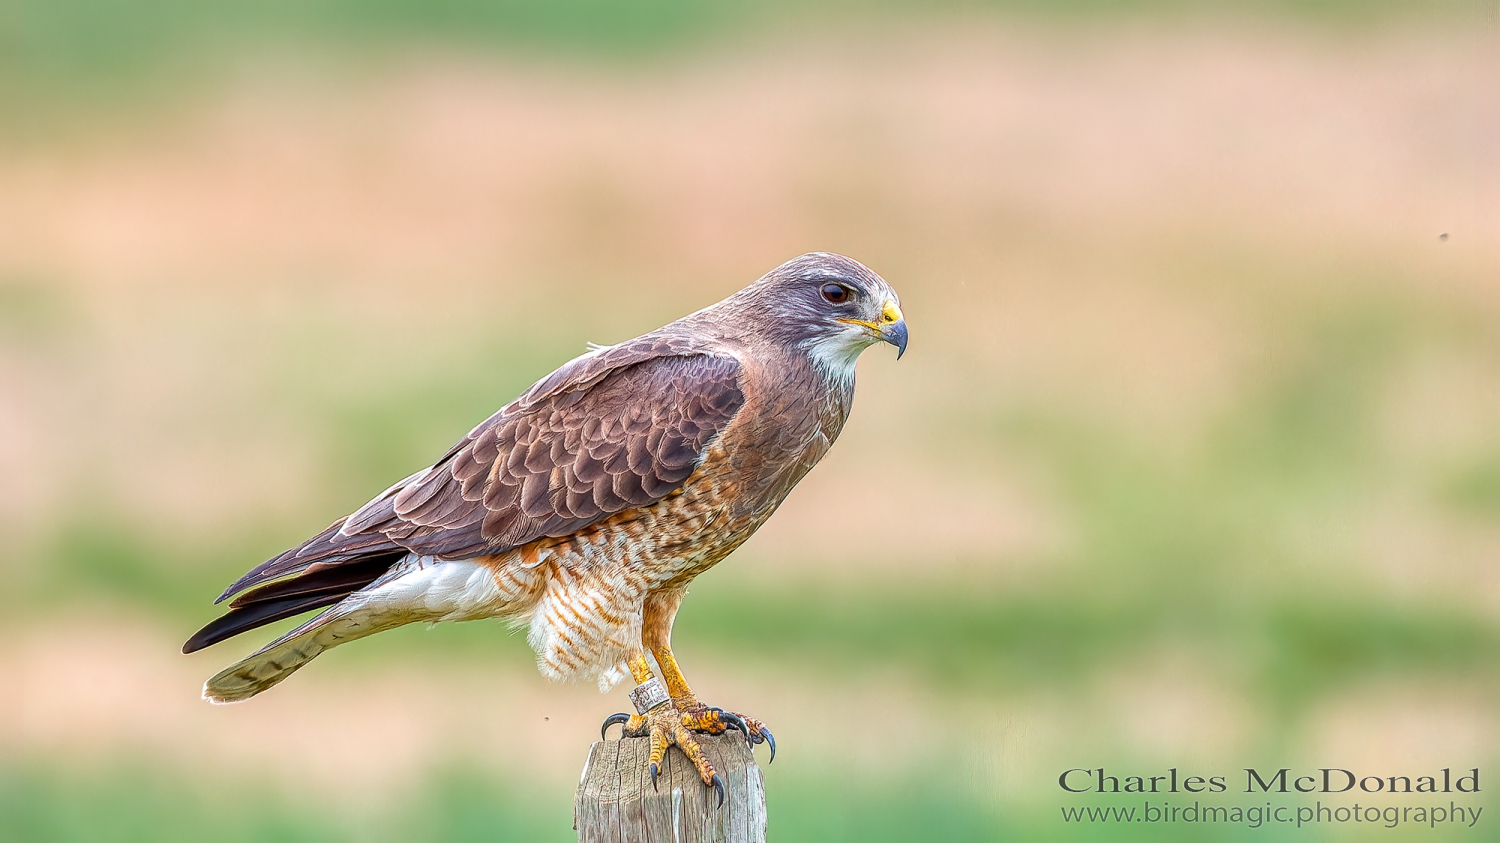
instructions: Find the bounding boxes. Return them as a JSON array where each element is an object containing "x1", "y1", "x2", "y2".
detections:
[{"x1": 200, "y1": 602, "x2": 407, "y2": 704}]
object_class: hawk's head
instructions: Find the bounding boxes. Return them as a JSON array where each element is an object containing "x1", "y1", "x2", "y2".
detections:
[{"x1": 738, "y1": 252, "x2": 907, "y2": 379}]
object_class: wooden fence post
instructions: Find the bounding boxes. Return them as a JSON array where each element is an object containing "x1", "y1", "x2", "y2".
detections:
[{"x1": 574, "y1": 733, "x2": 766, "y2": 843}]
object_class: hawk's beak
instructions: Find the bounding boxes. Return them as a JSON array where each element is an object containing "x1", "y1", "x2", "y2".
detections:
[
  {"x1": 878, "y1": 300, "x2": 908, "y2": 359},
  {"x1": 836, "y1": 299, "x2": 908, "y2": 359}
]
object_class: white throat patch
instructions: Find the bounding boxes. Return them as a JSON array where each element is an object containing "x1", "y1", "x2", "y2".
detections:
[{"x1": 804, "y1": 328, "x2": 875, "y2": 384}]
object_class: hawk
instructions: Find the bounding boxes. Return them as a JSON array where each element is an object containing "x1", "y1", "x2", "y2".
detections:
[{"x1": 184, "y1": 252, "x2": 907, "y2": 800}]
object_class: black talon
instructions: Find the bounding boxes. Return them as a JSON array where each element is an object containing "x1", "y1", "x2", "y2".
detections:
[
  {"x1": 650, "y1": 762, "x2": 660, "y2": 791},
  {"x1": 710, "y1": 774, "x2": 725, "y2": 808},
  {"x1": 717, "y1": 710, "x2": 748, "y2": 736},
  {"x1": 761, "y1": 727, "x2": 776, "y2": 763},
  {"x1": 600, "y1": 712, "x2": 630, "y2": 740}
]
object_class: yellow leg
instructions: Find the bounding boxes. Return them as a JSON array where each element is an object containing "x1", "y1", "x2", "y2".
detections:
[
  {"x1": 654, "y1": 643, "x2": 697, "y2": 706},
  {"x1": 641, "y1": 588, "x2": 776, "y2": 759},
  {"x1": 602, "y1": 650, "x2": 660, "y2": 738},
  {"x1": 601, "y1": 590, "x2": 776, "y2": 770},
  {"x1": 626, "y1": 651, "x2": 655, "y2": 685},
  {"x1": 604, "y1": 644, "x2": 725, "y2": 802}
]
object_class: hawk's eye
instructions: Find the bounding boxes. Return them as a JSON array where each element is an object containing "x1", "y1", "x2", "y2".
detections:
[{"x1": 820, "y1": 283, "x2": 851, "y2": 304}]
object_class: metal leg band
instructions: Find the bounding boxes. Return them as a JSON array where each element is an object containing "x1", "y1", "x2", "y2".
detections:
[{"x1": 629, "y1": 678, "x2": 669, "y2": 715}]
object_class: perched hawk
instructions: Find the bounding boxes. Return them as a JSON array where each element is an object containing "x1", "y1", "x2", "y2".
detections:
[{"x1": 185, "y1": 252, "x2": 907, "y2": 799}]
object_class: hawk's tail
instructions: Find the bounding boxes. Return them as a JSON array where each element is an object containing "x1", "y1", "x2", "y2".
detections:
[
  {"x1": 202, "y1": 603, "x2": 408, "y2": 704},
  {"x1": 199, "y1": 557, "x2": 513, "y2": 703}
]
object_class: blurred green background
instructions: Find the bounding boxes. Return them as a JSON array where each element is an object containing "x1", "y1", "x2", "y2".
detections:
[{"x1": 3, "y1": 1, "x2": 1497, "y2": 841}]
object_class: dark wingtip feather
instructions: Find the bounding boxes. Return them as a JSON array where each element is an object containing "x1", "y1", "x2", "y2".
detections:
[
  {"x1": 214, "y1": 552, "x2": 302, "y2": 605},
  {"x1": 184, "y1": 592, "x2": 347, "y2": 654},
  {"x1": 214, "y1": 540, "x2": 327, "y2": 604},
  {"x1": 227, "y1": 555, "x2": 397, "y2": 609},
  {"x1": 191, "y1": 554, "x2": 399, "y2": 651},
  {"x1": 213, "y1": 520, "x2": 392, "y2": 604}
]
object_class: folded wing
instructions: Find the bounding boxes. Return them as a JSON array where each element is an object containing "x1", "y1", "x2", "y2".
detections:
[{"x1": 185, "y1": 343, "x2": 743, "y2": 653}]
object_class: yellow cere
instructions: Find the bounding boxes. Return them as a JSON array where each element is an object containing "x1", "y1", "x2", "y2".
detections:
[{"x1": 836, "y1": 301, "x2": 902, "y2": 332}]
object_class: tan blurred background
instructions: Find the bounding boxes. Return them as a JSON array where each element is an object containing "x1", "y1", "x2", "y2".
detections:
[{"x1": 2, "y1": 1, "x2": 1498, "y2": 840}]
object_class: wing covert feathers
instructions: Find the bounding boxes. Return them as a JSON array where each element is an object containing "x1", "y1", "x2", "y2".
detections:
[
  {"x1": 359, "y1": 352, "x2": 744, "y2": 558},
  {"x1": 207, "y1": 344, "x2": 744, "y2": 618}
]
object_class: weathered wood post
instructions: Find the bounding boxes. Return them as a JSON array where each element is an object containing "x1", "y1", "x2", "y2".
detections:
[{"x1": 575, "y1": 734, "x2": 767, "y2": 843}]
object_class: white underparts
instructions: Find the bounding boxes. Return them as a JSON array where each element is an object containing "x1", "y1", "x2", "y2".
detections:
[{"x1": 358, "y1": 555, "x2": 511, "y2": 622}]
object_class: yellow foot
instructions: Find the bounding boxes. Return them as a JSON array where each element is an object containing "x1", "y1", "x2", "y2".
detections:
[
  {"x1": 599, "y1": 706, "x2": 726, "y2": 807},
  {"x1": 680, "y1": 705, "x2": 776, "y2": 762},
  {"x1": 603, "y1": 706, "x2": 775, "y2": 762}
]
